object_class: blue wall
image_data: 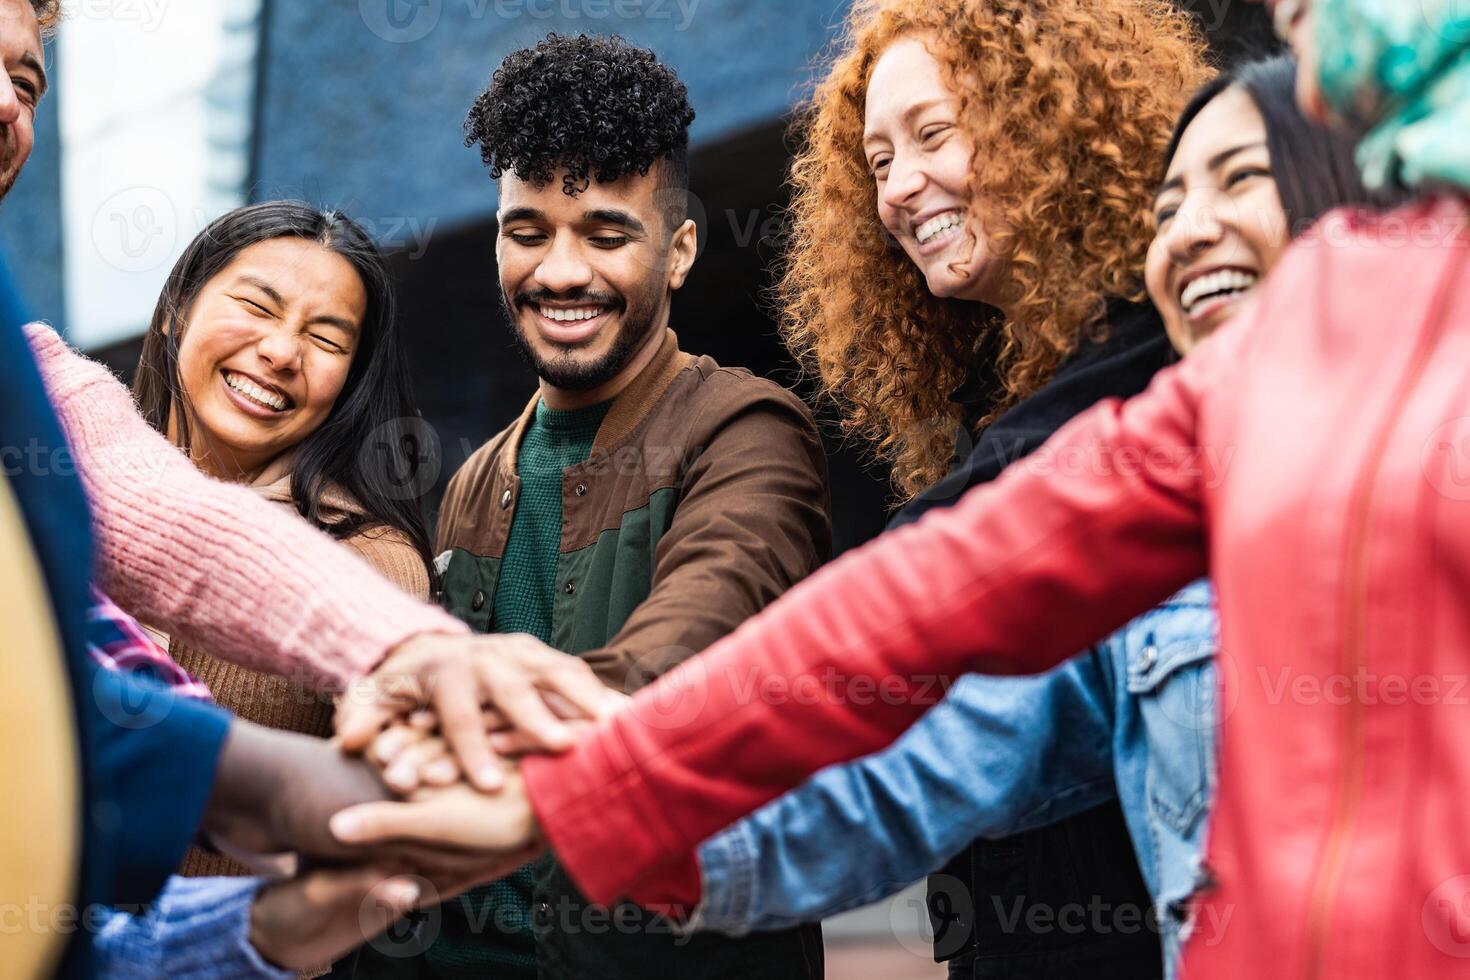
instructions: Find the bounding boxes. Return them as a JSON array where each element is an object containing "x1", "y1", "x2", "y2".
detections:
[{"x1": 253, "y1": 0, "x2": 853, "y2": 232}]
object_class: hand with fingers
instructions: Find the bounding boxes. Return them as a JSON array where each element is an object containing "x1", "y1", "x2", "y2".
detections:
[
  {"x1": 204, "y1": 717, "x2": 543, "y2": 882},
  {"x1": 330, "y1": 767, "x2": 546, "y2": 856},
  {"x1": 248, "y1": 867, "x2": 424, "y2": 972},
  {"x1": 248, "y1": 845, "x2": 544, "y2": 973},
  {"x1": 367, "y1": 693, "x2": 628, "y2": 795},
  {"x1": 335, "y1": 632, "x2": 626, "y2": 792}
]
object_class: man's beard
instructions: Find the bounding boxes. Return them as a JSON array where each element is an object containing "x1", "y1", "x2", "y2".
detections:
[
  {"x1": 0, "y1": 145, "x2": 20, "y2": 202},
  {"x1": 501, "y1": 280, "x2": 664, "y2": 393}
]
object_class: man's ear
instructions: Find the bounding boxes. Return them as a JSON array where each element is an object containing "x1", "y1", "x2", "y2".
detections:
[{"x1": 666, "y1": 217, "x2": 698, "y2": 292}]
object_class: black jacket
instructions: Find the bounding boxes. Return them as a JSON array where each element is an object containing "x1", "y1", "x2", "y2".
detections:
[{"x1": 891, "y1": 299, "x2": 1175, "y2": 980}]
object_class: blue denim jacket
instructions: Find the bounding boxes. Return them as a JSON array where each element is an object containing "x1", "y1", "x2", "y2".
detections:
[{"x1": 692, "y1": 580, "x2": 1218, "y2": 979}]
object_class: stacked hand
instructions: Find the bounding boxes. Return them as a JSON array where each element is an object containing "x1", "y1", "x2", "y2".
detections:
[
  {"x1": 328, "y1": 630, "x2": 630, "y2": 885},
  {"x1": 337, "y1": 631, "x2": 626, "y2": 791},
  {"x1": 209, "y1": 631, "x2": 627, "y2": 969}
]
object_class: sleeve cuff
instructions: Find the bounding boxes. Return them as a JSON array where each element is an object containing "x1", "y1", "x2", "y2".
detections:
[
  {"x1": 156, "y1": 877, "x2": 296, "y2": 979},
  {"x1": 683, "y1": 821, "x2": 758, "y2": 936},
  {"x1": 523, "y1": 718, "x2": 665, "y2": 902},
  {"x1": 95, "y1": 877, "x2": 294, "y2": 980}
]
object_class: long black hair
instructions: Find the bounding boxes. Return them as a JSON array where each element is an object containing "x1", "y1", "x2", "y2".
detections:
[
  {"x1": 1164, "y1": 55, "x2": 1409, "y2": 238},
  {"x1": 133, "y1": 201, "x2": 435, "y2": 579}
]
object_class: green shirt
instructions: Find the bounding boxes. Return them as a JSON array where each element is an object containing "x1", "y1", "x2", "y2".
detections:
[{"x1": 429, "y1": 398, "x2": 612, "y2": 977}]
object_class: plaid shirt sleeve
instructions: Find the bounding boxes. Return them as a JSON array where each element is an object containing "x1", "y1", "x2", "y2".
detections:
[{"x1": 86, "y1": 586, "x2": 212, "y2": 701}]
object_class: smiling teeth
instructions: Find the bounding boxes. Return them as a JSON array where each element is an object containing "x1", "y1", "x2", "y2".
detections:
[
  {"x1": 1181, "y1": 269, "x2": 1259, "y2": 315},
  {"x1": 224, "y1": 371, "x2": 288, "y2": 411},
  {"x1": 538, "y1": 306, "x2": 605, "y2": 323},
  {"x1": 916, "y1": 211, "x2": 964, "y2": 246}
]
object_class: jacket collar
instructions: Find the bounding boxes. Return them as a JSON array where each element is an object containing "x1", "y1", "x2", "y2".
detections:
[{"x1": 500, "y1": 328, "x2": 689, "y2": 476}]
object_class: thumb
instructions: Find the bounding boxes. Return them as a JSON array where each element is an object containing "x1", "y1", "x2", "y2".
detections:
[
  {"x1": 304, "y1": 865, "x2": 420, "y2": 907},
  {"x1": 335, "y1": 689, "x2": 395, "y2": 751},
  {"x1": 330, "y1": 800, "x2": 432, "y2": 846},
  {"x1": 362, "y1": 875, "x2": 424, "y2": 931}
]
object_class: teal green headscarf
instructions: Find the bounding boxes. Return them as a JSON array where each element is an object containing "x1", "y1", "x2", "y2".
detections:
[{"x1": 1315, "y1": 0, "x2": 1470, "y2": 191}]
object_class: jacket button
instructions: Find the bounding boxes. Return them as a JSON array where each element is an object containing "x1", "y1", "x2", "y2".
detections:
[
  {"x1": 564, "y1": 581, "x2": 576, "y2": 595},
  {"x1": 533, "y1": 901, "x2": 553, "y2": 927},
  {"x1": 1138, "y1": 644, "x2": 1158, "y2": 671},
  {"x1": 500, "y1": 488, "x2": 513, "y2": 509},
  {"x1": 471, "y1": 590, "x2": 485, "y2": 612},
  {"x1": 574, "y1": 483, "x2": 587, "y2": 497}
]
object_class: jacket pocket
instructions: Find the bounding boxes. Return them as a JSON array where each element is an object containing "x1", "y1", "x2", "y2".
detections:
[
  {"x1": 438, "y1": 547, "x2": 499, "y2": 633},
  {"x1": 1125, "y1": 620, "x2": 1217, "y2": 837}
]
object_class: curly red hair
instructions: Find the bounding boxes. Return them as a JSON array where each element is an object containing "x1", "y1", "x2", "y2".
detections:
[
  {"x1": 779, "y1": 0, "x2": 1211, "y2": 497},
  {"x1": 32, "y1": 1, "x2": 60, "y2": 31}
]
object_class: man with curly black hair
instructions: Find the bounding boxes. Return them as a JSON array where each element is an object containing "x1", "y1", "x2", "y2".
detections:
[
  {"x1": 463, "y1": 30, "x2": 698, "y2": 394},
  {"x1": 344, "y1": 31, "x2": 830, "y2": 980}
]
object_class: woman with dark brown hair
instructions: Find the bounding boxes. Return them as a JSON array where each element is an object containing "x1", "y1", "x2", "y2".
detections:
[
  {"x1": 130, "y1": 201, "x2": 436, "y2": 879},
  {"x1": 772, "y1": 1, "x2": 1209, "y2": 975}
]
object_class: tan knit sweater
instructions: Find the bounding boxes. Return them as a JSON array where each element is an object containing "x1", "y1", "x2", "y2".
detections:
[{"x1": 175, "y1": 476, "x2": 430, "y2": 878}]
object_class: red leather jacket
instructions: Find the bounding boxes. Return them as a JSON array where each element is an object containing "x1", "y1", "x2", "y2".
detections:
[{"x1": 523, "y1": 196, "x2": 1470, "y2": 980}]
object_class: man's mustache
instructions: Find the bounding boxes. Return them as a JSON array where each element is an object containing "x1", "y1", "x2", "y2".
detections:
[{"x1": 515, "y1": 289, "x2": 624, "y2": 311}]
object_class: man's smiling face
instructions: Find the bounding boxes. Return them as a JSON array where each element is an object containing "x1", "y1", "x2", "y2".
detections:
[
  {"x1": 495, "y1": 166, "x2": 695, "y2": 397},
  {"x1": 0, "y1": 0, "x2": 46, "y2": 201}
]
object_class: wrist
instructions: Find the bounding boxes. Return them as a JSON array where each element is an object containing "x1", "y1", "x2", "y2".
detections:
[
  {"x1": 247, "y1": 882, "x2": 287, "y2": 969},
  {"x1": 202, "y1": 721, "x2": 290, "y2": 854}
]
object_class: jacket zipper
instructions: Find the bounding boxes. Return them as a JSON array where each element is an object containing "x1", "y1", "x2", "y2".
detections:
[{"x1": 1301, "y1": 234, "x2": 1468, "y2": 980}]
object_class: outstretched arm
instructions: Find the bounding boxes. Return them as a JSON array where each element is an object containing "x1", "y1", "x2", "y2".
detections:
[
  {"x1": 691, "y1": 655, "x2": 1116, "y2": 934},
  {"x1": 25, "y1": 324, "x2": 467, "y2": 692},
  {"x1": 28, "y1": 326, "x2": 623, "y2": 783},
  {"x1": 522, "y1": 321, "x2": 1239, "y2": 908}
]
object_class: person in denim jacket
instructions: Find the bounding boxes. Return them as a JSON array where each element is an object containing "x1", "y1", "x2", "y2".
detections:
[
  {"x1": 689, "y1": 56, "x2": 1407, "y2": 979},
  {"x1": 692, "y1": 582, "x2": 1217, "y2": 973}
]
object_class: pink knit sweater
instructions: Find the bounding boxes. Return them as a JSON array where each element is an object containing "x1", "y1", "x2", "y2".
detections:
[{"x1": 25, "y1": 324, "x2": 468, "y2": 693}]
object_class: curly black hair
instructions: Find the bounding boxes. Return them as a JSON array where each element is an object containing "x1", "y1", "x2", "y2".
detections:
[{"x1": 464, "y1": 33, "x2": 696, "y2": 202}]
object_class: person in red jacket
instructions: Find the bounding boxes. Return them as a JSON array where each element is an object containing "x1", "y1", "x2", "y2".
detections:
[{"x1": 330, "y1": 1, "x2": 1470, "y2": 978}]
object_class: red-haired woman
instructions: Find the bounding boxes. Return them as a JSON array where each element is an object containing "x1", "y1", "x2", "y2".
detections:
[{"x1": 774, "y1": 2, "x2": 1209, "y2": 974}]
